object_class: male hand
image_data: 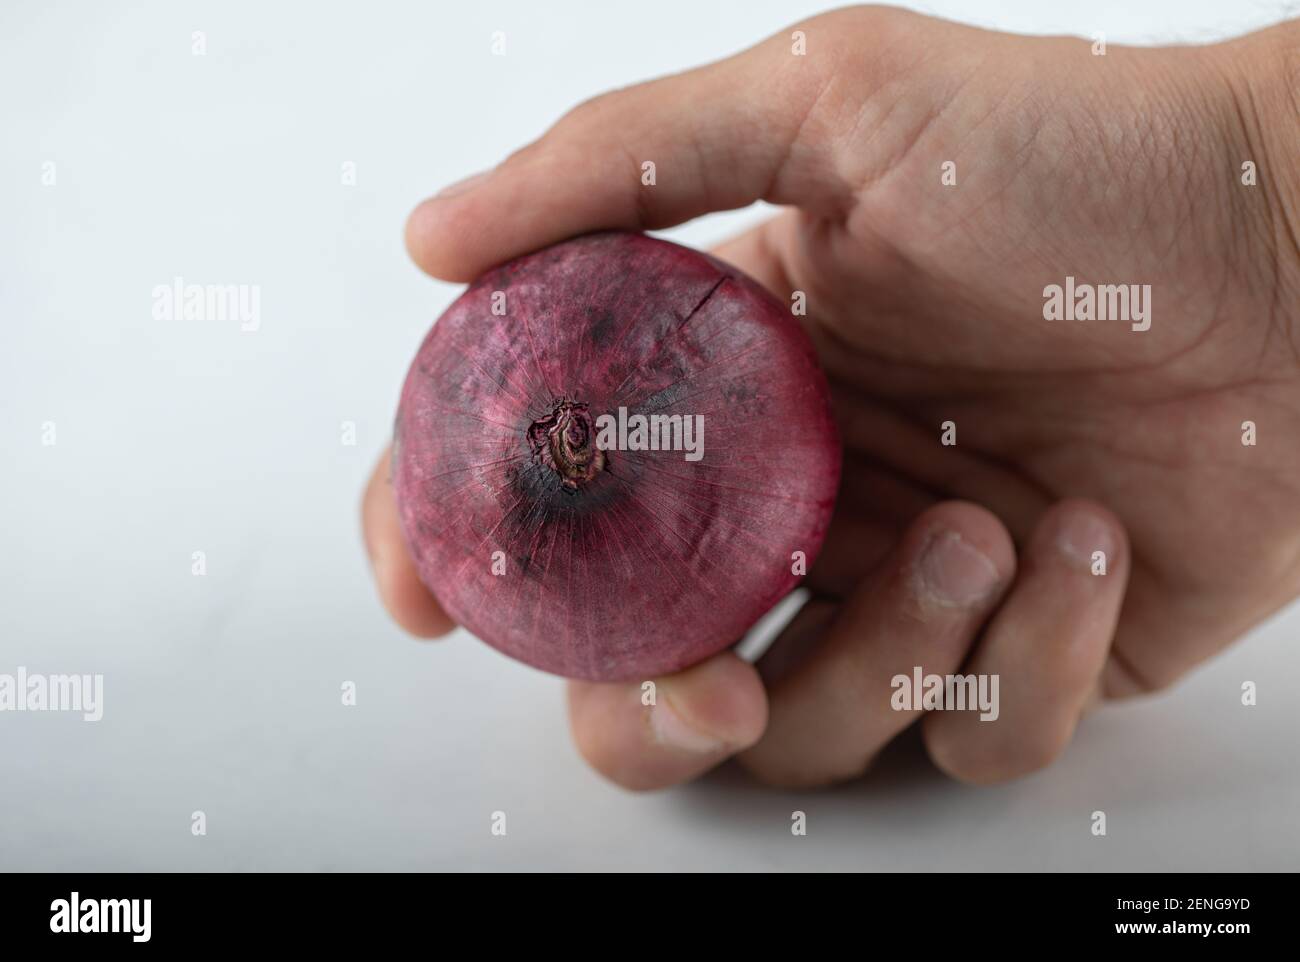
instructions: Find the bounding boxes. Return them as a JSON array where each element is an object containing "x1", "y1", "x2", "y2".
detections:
[{"x1": 365, "y1": 7, "x2": 1300, "y2": 788}]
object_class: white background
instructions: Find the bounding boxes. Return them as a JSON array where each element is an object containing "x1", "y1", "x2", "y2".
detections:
[{"x1": 2, "y1": 0, "x2": 1297, "y2": 871}]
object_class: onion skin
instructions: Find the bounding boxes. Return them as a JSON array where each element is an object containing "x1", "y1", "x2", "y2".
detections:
[{"x1": 394, "y1": 231, "x2": 840, "y2": 681}]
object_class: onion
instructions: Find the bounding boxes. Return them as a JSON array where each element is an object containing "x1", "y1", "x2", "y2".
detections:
[{"x1": 394, "y1": 231, "x2": 840, "y2": 681}]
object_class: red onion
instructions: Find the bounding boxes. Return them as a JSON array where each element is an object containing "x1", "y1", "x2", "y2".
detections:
[{"x1": 394, "y1": 231, "x2": 840, "y2": 681}]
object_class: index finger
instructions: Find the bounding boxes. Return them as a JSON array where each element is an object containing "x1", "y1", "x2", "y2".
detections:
[
  {"x1": 361, "y1": 444, "x2": 457, "y2": 638},
  {"x1": 404, "y1": 12, "x2": 866, "y2": 282}
]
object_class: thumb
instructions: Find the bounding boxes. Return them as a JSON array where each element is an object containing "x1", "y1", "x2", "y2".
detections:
[{"x1": 404, "y1": 15, "x2": 861, "y2": 282}]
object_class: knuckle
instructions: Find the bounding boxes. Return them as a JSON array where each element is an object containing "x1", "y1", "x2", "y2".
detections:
[
  {"x1": 925, "y1": 724, "x2": 1067, "y2": 785},
  {"x1": 560, "y1": 90, "x2": 621, "y2": 129}
]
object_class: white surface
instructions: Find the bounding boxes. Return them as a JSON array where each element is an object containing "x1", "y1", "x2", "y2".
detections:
[{"x1": 2, "y1": 0, "x2": 1297, "y2": 871}]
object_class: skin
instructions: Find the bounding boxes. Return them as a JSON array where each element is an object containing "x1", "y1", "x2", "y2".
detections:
[{"x1": 362, "y1": 7, "x2": 1300, "y2": 789}]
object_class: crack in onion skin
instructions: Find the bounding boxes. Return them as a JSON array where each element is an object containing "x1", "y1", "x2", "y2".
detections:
[{"x1": 393, "y1": 231, "x2": 840, "y2": 681}]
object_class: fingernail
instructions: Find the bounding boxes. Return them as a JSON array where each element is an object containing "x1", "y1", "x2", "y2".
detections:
[
  {"x1": 436, "y1": 169, "x2": 491, "y2": 198},
  {"x1": 648, "y1": 691, "x2": 728, "y2": 754},
  {"x1": 915, "y1": 529, "x2": 1001, "y2": 607},
  {"x1": 1057, "y1": 512, "x2": 1117, "y2": 570}
]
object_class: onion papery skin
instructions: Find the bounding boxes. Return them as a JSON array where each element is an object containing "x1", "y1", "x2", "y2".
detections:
[{"x1": 394, "y1": 231, "x2": 840, "y2": 681}]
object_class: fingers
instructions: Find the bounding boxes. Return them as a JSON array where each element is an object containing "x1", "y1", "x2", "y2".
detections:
[
  {"x1": 740, "y1": 501, "x2": 1015, "y2": 788},
  {"x1": 405, "y1": 27, "x2": 857, "y2": 281},
  {"x1": 923, "y1": 499, "x2": 1129, "y2": 784},
  {"x1": 567, "y1": 652, "x2": 767, "y2": 791},
  {"x1": 361, "y1": 445, "x2": 456, "y2": 638}
]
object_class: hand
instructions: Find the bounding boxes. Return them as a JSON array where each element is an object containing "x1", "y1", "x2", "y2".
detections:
[{"x1": 363, "y1": 7, "x2": 1300, "y2": 788}]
